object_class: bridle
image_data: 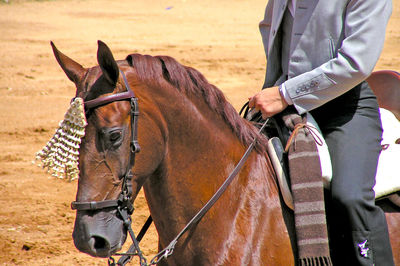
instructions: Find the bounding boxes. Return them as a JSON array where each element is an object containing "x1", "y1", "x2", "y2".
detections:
[
  {"x1": 70, "y1": 70, "x2": 149, "y2": 266},
  {"x1": 69, "y1": 68, "x2": 270, "y2": 266}
]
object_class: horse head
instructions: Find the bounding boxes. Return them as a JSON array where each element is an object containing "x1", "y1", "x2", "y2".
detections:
[{"x1": 51, "y1": 41, "x2": 165, "y2": 258}]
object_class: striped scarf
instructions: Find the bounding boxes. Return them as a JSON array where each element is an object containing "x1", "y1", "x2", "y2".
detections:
[{"x1": 280, "y1": 107, "x2": 332, "y2": 266}]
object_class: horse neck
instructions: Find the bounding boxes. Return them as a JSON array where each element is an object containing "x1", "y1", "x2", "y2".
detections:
[{"x1": 141, "y1": 85, "x2": 277, "y2": 244}]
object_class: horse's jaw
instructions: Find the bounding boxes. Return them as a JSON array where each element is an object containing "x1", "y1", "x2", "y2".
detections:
[{"x1": 72, "y1": 209, "x2": 127, "y2": 258}]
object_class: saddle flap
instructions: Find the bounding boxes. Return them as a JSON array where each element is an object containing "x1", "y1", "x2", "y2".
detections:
[{"x1": 267, "y1": 137, "x2": 293, "y2": 210}]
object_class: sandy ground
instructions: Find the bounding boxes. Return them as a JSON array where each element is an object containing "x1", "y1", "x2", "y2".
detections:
[{"x1": 0, "y1": 0, "x2": 399, "y2": 265}]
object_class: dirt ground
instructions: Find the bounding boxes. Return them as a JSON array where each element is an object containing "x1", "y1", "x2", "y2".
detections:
[{"x1": 0, "y1": 0, "x2": 399, "y2": 265}]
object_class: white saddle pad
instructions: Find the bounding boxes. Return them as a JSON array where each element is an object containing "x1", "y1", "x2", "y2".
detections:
[
  {"x1": 374, "y1": 108, "x2": 400, "y2": 203},
  {"x1": 318, "y1": 109, "x2": 400, "y2": 205}
]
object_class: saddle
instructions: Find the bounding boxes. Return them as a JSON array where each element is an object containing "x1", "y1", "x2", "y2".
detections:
[
  {"x1": 240, "y1": 104, "x2": 400, "y2": 209},
  {"x1": 241, "y1": 105, "x2": 334, "y2": 264}
]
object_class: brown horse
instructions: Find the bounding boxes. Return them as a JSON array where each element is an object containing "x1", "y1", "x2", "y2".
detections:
[{"x1": 51, "y1": 41, "x2": 399, "y2": 265}]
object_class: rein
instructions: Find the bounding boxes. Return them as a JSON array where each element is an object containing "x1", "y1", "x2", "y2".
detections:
[{"x1": 70, "y1": 69, "x2": 270, "y2": 265}]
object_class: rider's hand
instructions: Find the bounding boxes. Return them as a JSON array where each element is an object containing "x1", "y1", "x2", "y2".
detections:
[{"x1": 248, "y1": 86, "x2": 289, "y2": 119}]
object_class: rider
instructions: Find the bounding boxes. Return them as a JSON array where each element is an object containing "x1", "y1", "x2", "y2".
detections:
[{"x1": 249, "y1": 0, "x2": 394, "y2": 265}]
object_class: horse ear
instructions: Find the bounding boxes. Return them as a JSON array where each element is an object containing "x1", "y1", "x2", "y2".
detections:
[
  {"x1": 50, "y1": 41, "x2": 85, "y2": 85},
  {"x1": 97, "y1": 40, "x2": 119, "y2": 86}
]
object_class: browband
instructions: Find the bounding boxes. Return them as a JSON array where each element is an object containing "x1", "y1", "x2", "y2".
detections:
[{"x1": 84, "y1": 70, "x2": 135, "y2": 110}]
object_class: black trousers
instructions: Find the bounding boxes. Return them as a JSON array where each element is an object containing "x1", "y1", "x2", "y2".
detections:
[{"x1": 310, "y1": 81, "x2": 394, "y2": 266}]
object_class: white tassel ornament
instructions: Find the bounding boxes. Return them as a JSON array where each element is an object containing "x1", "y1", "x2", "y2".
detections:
[{"x1": 35, "y1": 97, "x2": 87, "y2": 181}]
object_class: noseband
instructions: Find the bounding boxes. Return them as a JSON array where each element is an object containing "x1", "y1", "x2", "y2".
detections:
[{"x1": 70, "y1": 70, "x2": 149, "y2": 266}]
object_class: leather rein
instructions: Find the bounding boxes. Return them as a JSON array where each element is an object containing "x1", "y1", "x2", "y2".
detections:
[{"x1": 69, "y1": 69, "x2": 269, "y2": 265}]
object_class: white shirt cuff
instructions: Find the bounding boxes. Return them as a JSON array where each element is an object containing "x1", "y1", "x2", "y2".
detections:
[{"x1": 279, "y1": 83, "x2": 293, "y2": 105}]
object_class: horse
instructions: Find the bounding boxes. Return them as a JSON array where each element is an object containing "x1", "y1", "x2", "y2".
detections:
[{"x1": 50, "y1": 40, "x2": 400, "y2": 265}]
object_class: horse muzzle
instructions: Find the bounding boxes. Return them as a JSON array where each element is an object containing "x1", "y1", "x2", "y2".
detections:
[{"x1": 72, "y1": 209, "x2": 127, "y2": 258}]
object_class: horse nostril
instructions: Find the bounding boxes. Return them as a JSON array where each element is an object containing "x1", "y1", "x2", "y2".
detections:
[{"x1": 91, "y1": 235, "x2": 111, "y2": 254}]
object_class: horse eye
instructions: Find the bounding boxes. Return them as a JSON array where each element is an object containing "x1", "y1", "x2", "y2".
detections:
[{"x1": 109, "y1": 131, "x2": 122, "y2": 142}]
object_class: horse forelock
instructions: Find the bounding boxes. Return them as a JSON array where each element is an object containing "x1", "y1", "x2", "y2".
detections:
[{"x1": 126, "y1": 53, "x2": 268, "y2": 153}]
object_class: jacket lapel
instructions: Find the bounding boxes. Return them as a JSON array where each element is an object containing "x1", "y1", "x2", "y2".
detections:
[
  {"x1": 268, "y1": 0, "x2": 289, "y2": 52},
  {"x1": 268, "y1": 0, "x2": 320, "y2": 53},
  {"x1": 290, "y1": 0, "x2": 319, "y2": 52}
]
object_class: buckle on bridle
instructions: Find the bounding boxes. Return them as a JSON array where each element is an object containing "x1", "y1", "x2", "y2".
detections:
[{"x1": 131, "y1": 141, "x2": 141, "y2": 153}]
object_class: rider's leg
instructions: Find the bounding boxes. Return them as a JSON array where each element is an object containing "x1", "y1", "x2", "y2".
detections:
[{"x1": 311, "y1": 81, "x2": 394, "y2": 266}]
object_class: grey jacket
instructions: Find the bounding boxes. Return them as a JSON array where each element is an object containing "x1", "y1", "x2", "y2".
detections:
[{"x1": 260, "y1": 0, "x2": 392, "y2": 114}]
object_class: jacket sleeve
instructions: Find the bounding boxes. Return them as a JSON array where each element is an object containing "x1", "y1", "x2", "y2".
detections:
[{"x1": 283, "y1": 0, "x2": 392, "y2": 114}]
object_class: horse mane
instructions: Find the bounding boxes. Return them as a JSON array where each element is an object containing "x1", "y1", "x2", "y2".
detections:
[{"x1": 125, "y1": 53, "x2": 268, "y2": 153}]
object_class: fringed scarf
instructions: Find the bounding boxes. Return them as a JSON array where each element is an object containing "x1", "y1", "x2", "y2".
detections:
[{"x1": 280, "y1": 107, "x2": 332, "y2": 266}]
